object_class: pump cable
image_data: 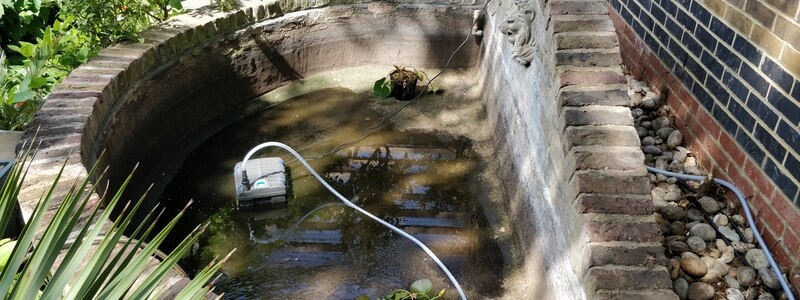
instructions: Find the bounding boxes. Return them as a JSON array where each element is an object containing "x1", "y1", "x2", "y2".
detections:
[{"x1": 241, "y1": 142, "x2": 469, "y2": 300}]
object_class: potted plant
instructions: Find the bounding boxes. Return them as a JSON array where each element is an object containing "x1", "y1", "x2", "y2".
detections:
[{"x1": 373, "y1": 66, "x2": 427, "y2": 101}]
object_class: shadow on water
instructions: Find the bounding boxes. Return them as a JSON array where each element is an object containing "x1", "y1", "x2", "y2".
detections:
[{"x1": 158, "y1": 87, "x2": 502, "y2": 299}]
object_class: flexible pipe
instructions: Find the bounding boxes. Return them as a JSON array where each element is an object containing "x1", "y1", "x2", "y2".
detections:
[
  {"x1": 646, "y1": 166, "x2": 796, "y2": 299},
  {"x1": 241, "y1": 142, "x2": 468, "y2": 300}
]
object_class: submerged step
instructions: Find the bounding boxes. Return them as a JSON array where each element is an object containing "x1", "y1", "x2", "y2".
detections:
[
  {"x1": 337, "y1": 146, "x2": 456, "y2": 161},
  {"x1": 265, "y1": 247, "x2": 344, "y2": 269}
]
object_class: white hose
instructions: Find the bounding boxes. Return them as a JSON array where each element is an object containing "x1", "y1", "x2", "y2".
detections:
[
  {"x1": 646, "y1": 166, "x2": 796, "y2": 299},
  {"x1": 241, "y1": 142, "x2": 468, "y2": 300}
]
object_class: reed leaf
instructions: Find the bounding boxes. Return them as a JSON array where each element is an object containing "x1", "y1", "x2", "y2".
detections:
[{"x1": 0, "y1": 148, "x2": 229, "y2": 299}]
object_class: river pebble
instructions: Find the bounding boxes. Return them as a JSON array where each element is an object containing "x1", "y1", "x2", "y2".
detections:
[
  {"x1": 686, "y1": 208, "x2": 704, "y2": 222},
  {"x1": 673, "y1": 278, "x2": 689, "y2": 299},
  {"x1": 680, "y1": 257, "x2": 708, "y2": 277},
  {"x1": 687, "y1": 282, "x2": 715, "y2": 300},
  {"x1": 690, "y1": 223, "x2": 716, "y2": 241},
  {"x1": 718, "y1": 226, "x2": 740, "y2": 242},
  {"x1": 745, "y1": 249, "x2": 770, "y2": 269},
  {"x1": 758, "y1": 268, "x2": 781, "y2": 290},
  {"x1": 628, "y1": 78, "x2": 784, "y2": 300},
  {"x1": 666, "y1": 130, "x2": 683, "y2": 148},
  {"x1": 697, "y1": 196, "x2": 720, "y2": 214},
  {"x1": 727, "y1": 288, "x2": 746, "y2": 300}
]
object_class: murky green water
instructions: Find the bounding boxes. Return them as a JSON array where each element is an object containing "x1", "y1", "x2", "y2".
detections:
[{"x1": 158, "y1": 87, "x2": 502, "y2": 299}]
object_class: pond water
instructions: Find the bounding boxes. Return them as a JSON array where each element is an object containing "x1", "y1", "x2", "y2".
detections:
[{"x1": 158, "y1": 86, "x2": 503, "y2": 299}]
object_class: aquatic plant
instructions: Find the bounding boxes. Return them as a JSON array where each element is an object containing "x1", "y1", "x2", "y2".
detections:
[
  {"x1": 373, "y1": 66, "x2": 426, "y2": 100},
  {"x1": 358, "y1": 279, "x2": 446, "y2": 300}
]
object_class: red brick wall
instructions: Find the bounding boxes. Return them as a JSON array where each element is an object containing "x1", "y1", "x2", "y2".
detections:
[{"x1": 610, "y1": 8, "x2": 800, "y2": 291}]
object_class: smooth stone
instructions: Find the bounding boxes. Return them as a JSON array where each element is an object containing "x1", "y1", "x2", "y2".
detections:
[
  {"x1": 684, "y1": 165, "x2": 702, "y2": 175},
  {"x1": 659, "y1": 205, "x2": 686, "y2": 221},
  {"x1": 685, "y1": 156, "x2": 698, "y2": 167},
  {"x1": 667, "y1": 176, "x2": 679, "y2": 184},
  {"x1": 758, "y1": 268, "x2": 781, "y2": 290},
  {"x1": 643, "y1": 145, "x2": 663, "y2": 155},
  {"x1": 757, "y1": 293, "x2": 775, "y2": 300},
  {"x1": 641, "y1": 120, "x2": 653, "y2": 129},
  {"x1": 745, "y1": 287, "x2": 759, "y2": 300},
  {"x1": 713, "y1": 214, "x2": 729, "y2": 226},
  {"x1": 745, "y1": 249, "x2": 770, "y2": 269},
  {"x1": 718, "y1": 226, "x2": 741, "y2": 242},
  {"x1": 714, "y1": 239, "x2": 727, "y2": 250},
  {"x1": 724, "y1": 275, "x2": 741, "y2": 289},
  {"x1": 673, "y1": 147, "x2": 690, "y2": 164},
  {"x1": 642, "y1": 91, "x2": 660, "y2": 108},
  {"x1": 732, "y1": 241, "x2": 755, "y2": 254},
  {"x1": 673, "y1": 277, "x2": 689, "y2": 299},
  {"x1": 687, "y1": 236, "x2": 707, "y2": 252},
  {"x1": 668, "y1": 258, "x2": 681, "y2": 279},
  {"x1": 667, "y1": 129, "x2": 683, "y2": 148},
  {"x1": 661, "y1": 151, "x2": 674, "y2": 162},
  {"x1": 690, "y1": 223, "x2": 717, "y2": 241},
  {"x1": 655, "y1": 156, "x2": 669, "y2": 169},
  {"x1": 700, "y1": 260, "x2": 729, "y2": 283},
  {"x1": 731, "y1": 215, "x2": 746, "y2": 226},
  {"x1": 652, "y1": 187, "x2": 668, "y2": 208},
  {"x1": 681, "y1": 251, "x2": 700, "y2": 259},
  {"x1": 670, "y1": 221, "x2": 686, "y2": 235},
  {"x1": 726, "y1": 288, "x2": 746, "y2": 300},
  {"x1": 653, "y1": 116, "x2": 671, "y2": 131},
  {"x1": 697, "y1": 196, "x2": 721, "y2": 214},
  {"x1": 664, "y1": 191, "x2": 682, "y2": 202},
  {"x1": 706, "y1": 248, "x2": 721, "y2": 259},
  {"x1": 670, "y1": 241, "x2": 690, "y2": 254},
  {"x1": 664, "y1": 184, "x2": 682, "y2": 202},
  {"x1": 631, "y1": 107, "x2": 644, "y2": 118},
  {"x1": 657, "y1": 127, "x2": 676, "y2": 140},
  {"x1": 744, "y1": 228, "x2": 754, "y2": 243},
  {"x1": 668, "y1": 160, "x2": 684, "y2": 172},
  {"x1": 637, "y1": 126, "x2": 649, "y2": 137},
  {"x1": 687, "y1": 282, "x2": 715, "y2": 300},
  {"x1": 680, "y1": 257, "x2": 708, "y2": 277},
  {"x1": 737, "y1": 266, "x2": 757, "y2": 287},
  {"x1": 686, "y1": 208, "x2": 704, "y2": 222},
  {"x1": 642, "y1": 135, "x2": 657, "y2": 146},
  {"x1": 719, "y1": 245, "x2": 735, "y2": 264}
]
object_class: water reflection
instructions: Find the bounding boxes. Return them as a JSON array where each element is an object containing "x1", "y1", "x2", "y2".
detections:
[{"x1": 158, "y1": 88, "x2": 501, "y2": 299}]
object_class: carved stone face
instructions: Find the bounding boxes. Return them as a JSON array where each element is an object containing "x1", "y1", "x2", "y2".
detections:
[{"x1": 500, "y1": 16, "x2": 526, "y2": 45}]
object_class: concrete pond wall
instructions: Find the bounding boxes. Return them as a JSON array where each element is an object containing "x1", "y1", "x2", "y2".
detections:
[{"x1": 17, "y1": 0, "x2": 678, "y2": 298}]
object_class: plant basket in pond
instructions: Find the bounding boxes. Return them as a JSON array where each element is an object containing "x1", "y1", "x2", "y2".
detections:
[
  {"x1": 374, "y1": 66, "x2": 423, "y2": 101},
  {"x1": 389, "y1": 68, "x2": 419, "y2": 100}
]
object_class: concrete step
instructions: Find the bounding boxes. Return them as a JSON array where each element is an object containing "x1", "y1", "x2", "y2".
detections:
[
  {"x1": 553, "y1": 15, "x2": 615, "y2": 33},
  {"x1": 558, "y1": 84, "x2": 629, "y2": 107},
  {"x1": 556, "y1": 48, "x2": 622, "y2": 67},
  {"x1": 556, "y1": 31, "x2": 619, "y2": 50},
  {"x1": 550, "y1": 0, "x2": 609, "y2": 16}
]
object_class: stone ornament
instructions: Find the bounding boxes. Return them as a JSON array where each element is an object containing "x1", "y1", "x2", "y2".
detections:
[{"x1": 499, "y1": 0, "x2": 536, "y2": 66}]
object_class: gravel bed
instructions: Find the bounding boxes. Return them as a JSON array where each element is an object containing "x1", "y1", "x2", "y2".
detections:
[{"x1": 627, "y1": 76, "x2": 796, "y2": 300}]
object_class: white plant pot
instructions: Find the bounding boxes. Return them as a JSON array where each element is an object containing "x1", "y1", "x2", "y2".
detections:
[{"x1": 0, "y1": 130, "x2": 24, "y2": 161}]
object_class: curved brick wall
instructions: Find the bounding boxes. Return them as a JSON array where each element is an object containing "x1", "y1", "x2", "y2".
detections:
[{"x1": 18, "y1": 0, "x2": 677, "y2": 298}]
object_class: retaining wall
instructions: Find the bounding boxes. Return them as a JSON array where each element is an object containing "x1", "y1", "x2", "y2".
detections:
[
  {"x1": 608, "y1": 0, "x2": 800, "y2": 289},
  {"x1": 17, "y1": 0, "x2": 676, "y2": 297}
]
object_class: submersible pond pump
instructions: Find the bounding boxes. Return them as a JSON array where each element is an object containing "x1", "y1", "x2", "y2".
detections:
[{"x1": 233, "y1": 156, "x2": 288, "y2": 210}]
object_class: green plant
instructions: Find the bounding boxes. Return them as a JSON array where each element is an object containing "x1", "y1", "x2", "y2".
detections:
[
  {"x1": 0, "y1": 49, "x2": 44, "y2": 131},
  {"x1": 0, "y1": 147, "x2": 232, "y2": 298},
  {"x1": 357, "y1": 279, "x2": 447, "y2": 300},
  {"x1": 373, "y1": 66, "x2": 427, "y2": 99},
  {"x1": 0, "y1": 0, "x2": 60, "y2": 58},
  {"x1": 212, "y1": 0, "x2": 238, "y2": 12},
  {"x1": 60, "y1": 0, "x2": 182, "y2": 47}
]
